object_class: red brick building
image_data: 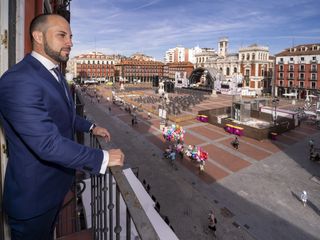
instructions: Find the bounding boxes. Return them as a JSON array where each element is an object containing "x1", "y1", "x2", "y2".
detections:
[
  {"x1": 115, "y1": 59, "x2": 164, "y2": 83},
  {"x1": 238, "y1": 44, "x2": 273, "y2": 95},
  {"x1": 275, "y1": 43, "x2": 320, "y2": 98}
]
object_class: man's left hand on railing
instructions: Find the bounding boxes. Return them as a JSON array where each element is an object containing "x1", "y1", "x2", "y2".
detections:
[
  {"x1": 108, "y1": 149, "x2": 125, "y2": 167},
  {"x1": 92, "y1": 125, "x2": 111, "y2": 142}
]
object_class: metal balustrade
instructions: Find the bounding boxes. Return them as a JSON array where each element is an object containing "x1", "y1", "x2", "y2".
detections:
[{"x1": 89, "y1": 135, "x2": 160, "y2": 240}]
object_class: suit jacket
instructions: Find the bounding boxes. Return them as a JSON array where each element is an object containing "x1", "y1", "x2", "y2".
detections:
[{"x1": 0, "y1": 54, "x2": 103, "y2": 219}]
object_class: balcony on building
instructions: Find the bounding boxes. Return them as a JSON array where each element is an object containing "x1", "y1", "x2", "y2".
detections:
[
  {"x1": 277, "y1": 59, "x2": 284, "y2": 64},
  {"x1": 309, "y1": 77, "x2": 318, "y2": 81},
  {"x1": 310, "y1": 67, "x2": 318, "y2": 73},
  {"x1": 287, "y1": 76, "x2": 295, "y2": 80},
  {"x1": 244, "y1": 75, "x2": 250, "y2": 85}
]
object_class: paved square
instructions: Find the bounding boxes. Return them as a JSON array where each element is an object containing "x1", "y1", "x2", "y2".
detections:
[
  {"x1": 202, "y1": 144, "x2": 251, "y2": 172},
  {"x1": 184, "y1": 132, "x2": 206, "y2": 146},
  {"x1": 219, "y1": 138, "x2": 272, "y2": 161},
  {"x1": 189, "y1": 125, "x2": 226, "y2": 140}
]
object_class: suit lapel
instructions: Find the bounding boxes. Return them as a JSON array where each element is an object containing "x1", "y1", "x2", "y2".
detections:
[
  {"x1": 24, "y1": 54, "x2": 77, "y2": 138},
  {"x1": 26, "y1": 55, "x2": 73, "y2": 108}
]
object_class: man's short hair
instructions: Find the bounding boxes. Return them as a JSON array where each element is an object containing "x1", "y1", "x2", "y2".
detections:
[{"x1": 29, "y1": 13, "x2": 60, "y2": 43}]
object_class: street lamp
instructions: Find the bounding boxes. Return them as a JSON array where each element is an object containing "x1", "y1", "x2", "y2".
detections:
[{"x1": 272, "y1": 97, "x2": 280, "y2": 126}]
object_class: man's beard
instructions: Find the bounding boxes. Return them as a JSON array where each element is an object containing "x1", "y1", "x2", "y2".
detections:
[{"x1": 43, "y1": 37, "x2": 70, "y2": 63}]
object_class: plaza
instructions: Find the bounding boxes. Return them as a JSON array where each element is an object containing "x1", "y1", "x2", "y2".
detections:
[{"x1": 78, "y1": 83, "x2": 320, "y2": 240}]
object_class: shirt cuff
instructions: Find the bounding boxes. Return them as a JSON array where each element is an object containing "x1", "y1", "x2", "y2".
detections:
[
  {"x1": 99, "y1": 150, "x2": 109, "y2": 174},
  {"x1": 89, "y1": 123, "x2": 96, "y2": 133}
]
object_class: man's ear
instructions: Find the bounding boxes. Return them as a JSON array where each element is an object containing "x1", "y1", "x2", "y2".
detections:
[{"x1": 32, "y1": 31, "x2": 43, "y2": 44}]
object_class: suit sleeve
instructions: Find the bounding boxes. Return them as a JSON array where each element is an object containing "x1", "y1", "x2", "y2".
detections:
[
  {"x1": 0, "y1": 72, "x2": 103, "y2": 174},
  {"x1": 75, "y1": 115, "x2": 92, "y2": 133}
]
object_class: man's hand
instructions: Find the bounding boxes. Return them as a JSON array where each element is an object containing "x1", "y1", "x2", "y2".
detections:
[
  {"x1": 108, "y1": 149, "x2": 125, "y2": 167},
  {"x1": 92, "y1": 126, "x2": 111, "y2": 142}
]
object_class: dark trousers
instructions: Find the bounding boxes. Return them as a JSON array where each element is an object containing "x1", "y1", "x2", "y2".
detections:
[{"x1": 8, "y1": 204, "x2": 61, "y2": 240}]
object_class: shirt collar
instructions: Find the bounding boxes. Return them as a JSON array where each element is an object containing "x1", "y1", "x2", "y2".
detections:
[{"x1": 31, "y1": 51, "x2": 58, "y2": 70}]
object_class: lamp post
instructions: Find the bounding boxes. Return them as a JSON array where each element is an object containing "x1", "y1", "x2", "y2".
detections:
[{"x1": 272, "y1": 97, "x2": 279, "y2": 126}]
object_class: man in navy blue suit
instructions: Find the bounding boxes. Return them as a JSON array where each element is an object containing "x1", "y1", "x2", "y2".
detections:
[{"x1": 0, "y1": 13, "x2": 124, "y2": 239}]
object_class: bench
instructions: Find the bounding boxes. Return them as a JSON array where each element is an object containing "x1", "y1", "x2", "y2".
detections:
[
  {"x1": 225, "y1": 124, "x2": 244, "y2": 136},
  {"x1": 196, "y1": 114, "x2": 208, "y2": 122}
]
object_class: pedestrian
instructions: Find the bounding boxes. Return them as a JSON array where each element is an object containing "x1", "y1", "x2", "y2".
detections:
[
  {"x1": 0, "y1": 13, "x2": 125, "y2": 239},
  {"x1": 176, "y1": 143, "x2": 184, "y2": 159},
  {"x1": 169, "y1": 150, "x2": 176, "y2": 166},
  {"x1": 148, "y1": 112, "x2": 151, "y2": 119},
  {"x1": 199, "y1": 160, "x2": 205, "y2": 174},
  {"x1": 132, "y1": 117, "x2": 135, "y2": 126},
  {"x1": 300, "y1": 190, "x2": 308, "y2": 207},
  {"x1": 208, "y1": 210, "x2": 217, "y2": 235},
  {"x1": 232, "y1": 136, "x2": 239, "y2": 149},
  {"x1": 309, "y1": 139, "x2": 314, "y2": 152}
]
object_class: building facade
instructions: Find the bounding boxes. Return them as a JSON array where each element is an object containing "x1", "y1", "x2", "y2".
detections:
[
  {"x1": 163, "y1": 62, "x2": 194, "y2": 80},
  {"x1": 275, "y1": 43, "x2": 320, "y2": 98},
  {"x1": 164, "y1": 46, "x2": 201, "y2": 64},
  {"x1": 131, "y1": 52, "x2": 155, "y2": 61},
  {"x1": 238, "y1": 44, "x2": 273, "y2": 96},
  {"x1": 67, "y1": 52, "x2": 121, "y2": 82},
  {"x1": 193, "y1": 38, "x2": 273, "y2": 96},
  {"x1": 115, "y1": 59, "x2": 164, "y2": 83},
  {"x1": 195, "y1": 48, "x2": 217, "y2": 68}
]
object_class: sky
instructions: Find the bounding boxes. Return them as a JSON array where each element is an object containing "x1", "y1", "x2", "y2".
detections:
[{"x1": 70, "y1": 0, "x2": 320, "y2": 61}]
